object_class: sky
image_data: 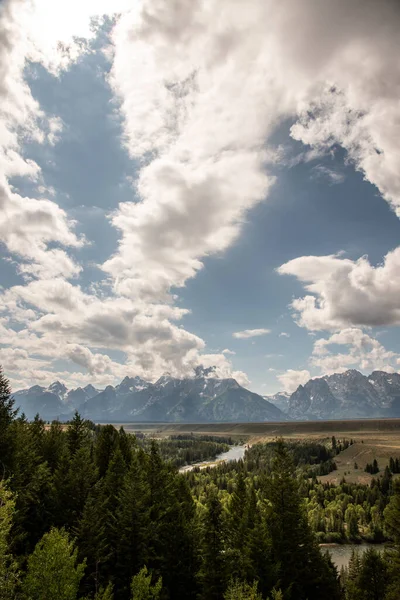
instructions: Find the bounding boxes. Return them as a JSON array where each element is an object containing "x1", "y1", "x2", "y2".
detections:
[{"x1": 1, "y1": 0, "x2": 400, "y2": 396}]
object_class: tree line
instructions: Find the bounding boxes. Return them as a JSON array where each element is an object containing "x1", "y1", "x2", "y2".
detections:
[{"x1": 1, "y1": 367, "x2": 400, "y2": 599}]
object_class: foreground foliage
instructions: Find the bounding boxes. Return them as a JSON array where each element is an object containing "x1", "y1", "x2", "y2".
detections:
[{"x1": 1, "y1": 368, "x2": 400, "y2": 599}]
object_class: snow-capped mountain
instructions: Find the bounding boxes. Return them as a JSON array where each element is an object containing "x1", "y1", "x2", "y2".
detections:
[
  {"x1": 13, "y1": 372, "x2": 284, "y2": 423},
  {"x1": 13, "y1": 381, "x2": 101, "y2": 420},
  {"x1": 287, "y1": 369, "x2": 400, "y2": 420},
  {"x1": 263, "y1": 392, "x2": 291, "y2": 413}
]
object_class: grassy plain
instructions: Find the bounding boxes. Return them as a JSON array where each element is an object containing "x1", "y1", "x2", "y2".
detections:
[{"x1": 114, "y1": 419, "x2": 400, "y2": 483}]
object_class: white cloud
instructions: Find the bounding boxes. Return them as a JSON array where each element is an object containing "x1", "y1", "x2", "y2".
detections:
[
  {"x1": 233, "y1": 328, "x2": 271, "y2": 339},
  {"x1": 278, "y1": 249, "x2": 400, "y2": 330},
  {"x1": 311, "y1": 328, "x2": 397, "y2": 375},
  {"x1": 279, "y1": 332, "x2": 290, "y2": 338},
  {"x1": 277, "y1": 369, "x2": 311, "y2": 393},
  {"x1": 311, "y1": 164, "x2": 345, "y2": 185},
  {"x1": 222, "y1": 348, "x2": 236, "y2": 355},
  {"x1": 2, "y1": 0, "x2": 400, "y2": 389}
]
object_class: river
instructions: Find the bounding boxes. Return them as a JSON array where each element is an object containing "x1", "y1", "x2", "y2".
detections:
[
  {"x1": 179, "y1": 444, "x2": 247, "y2": 473},
  {"x1": 322, "y1": 544, "x2": 384, "y2": 569}
]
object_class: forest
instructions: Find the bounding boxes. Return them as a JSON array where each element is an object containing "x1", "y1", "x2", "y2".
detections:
[{"x1": 1, "y1": 368, "x2": 400, "y2": 600}]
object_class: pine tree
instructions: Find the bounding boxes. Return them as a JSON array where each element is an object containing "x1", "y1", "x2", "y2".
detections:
[
  {"x1": 0, "y1": 481, "x2": 19, "y2": 598},
  {"x1": 130, "y1": 566, "x2": 162, "y2": 600},
  {"x1": 224, "y1": 579, "x2": 262, "y2": 599},
  {"x1": 95, "y1": 583, "x2": 114, "y2": 600},
  {"x1": 142, "y1": 442, "x2": 198, "y2": 599},
  {"x1": 42, "y1": 420, "x2": 67, "y2": 472},
  {"x1": 199, "y1": 486, "x2": 227, "y2": 600},
  {"x1": 53, "y1": 444, "x2": 98, "y2": 531},
  {"x1": 358, "y1": 548, "x2": 387, "y2": 600},
  {"x1": 246, "y1": 485, "x2": 275, "y2": 597},
  {"x1": 345, "y1": 549, "x2": 363, "y2": 600},
  {"x1": 118, "y1": 426, "x2": 132, "y2": 466},
  {"x1": 226, "y1": 471, "x2": 252, "y2": 582},
  {"x1": 113, "y1": 451, "x2": 150, "y2": 599},
  {"x1": 67, "y1": 412, "x2": 89, "y2": 456},
  {"x1": 383, "y1": 481, "x2": 400, "y2": 599},
  {"x1": 384, "y1": 480, "x2": 400, "y2": 543},
  {"x1": 78, "y1": 448, "x2": 127, "y2": 594},
  {"x1": 22, "y1": 528, "x2": 86, "y2": 600},
  {"x1": 0, "y1": 368, "x2": 17, "y2": 478},
  {"x1": 95, "y1": 425, "x2": 120, "y2": 478},
  {"x1": 266, "y1": 440, "x2": 341, "y2": 600},
  {"x1": 9, "y1": 417, "x2": 54, "y2": 555}
]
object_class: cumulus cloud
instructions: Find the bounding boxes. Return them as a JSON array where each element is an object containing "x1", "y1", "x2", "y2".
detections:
[
  {"x1": 311, "y1": 328, "x2": 397, "y2": 374},
  {"x1": 277, "y1": 369, "x2": 311, "y2": 393},
  {"x1": 279, "y1": 332, "x2": 290, "y2": 338},
  {"x1": 278, "y1": 249, "x2": 400, "y2": 330},
  {"x1": 2, "y1": 0, "x2": 400, "y2": 388},
  {"x1": 222, "y1": 348, "x2": 236, "y2": 355},
  {"x1": 233, "y1": 328, "x2": 271, "y2": 339}
]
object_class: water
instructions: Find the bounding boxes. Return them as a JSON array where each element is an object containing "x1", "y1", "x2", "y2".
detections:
[
  {"x1": 179, "y1": 444, "x2": 246, "y2": 473},
  {"x1": 322, "y1": 544, "x2": 384, "y2": 569}
]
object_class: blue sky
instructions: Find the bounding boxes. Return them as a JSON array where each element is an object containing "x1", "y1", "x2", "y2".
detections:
[{"x1": 1, "y1": 0, "x2": 400, "y2": 395}]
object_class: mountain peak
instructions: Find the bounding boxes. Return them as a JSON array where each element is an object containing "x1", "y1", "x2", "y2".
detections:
[
  {"x1": 48, "y1": 381, "x2": 68, "y2": 397},
  {"x1": 117, "y1": 375, "x2": 150, "y2": 392},
  {"x1": 289, "y1": 369, "x2": 400, "y2": 420}
]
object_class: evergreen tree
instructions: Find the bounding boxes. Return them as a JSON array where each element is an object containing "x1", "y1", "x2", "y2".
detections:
[
  {"x1": 42, "y1": 420, "x2": 67, "y2": 472},
  {"x1": 224, "y1": 579, "x2": 262, "y2": 599},
  {"x1": 67, "y1": 412, "x2": 89, "y2": 456},
  {"x1": 345, "y1": 549, "x2": 362, "y2": 600},
  {"x1": 0, "y1": 368, "x2": 17, "y2": 478},
  {"x1": 142, "y1": 442, "x2": 198, "y2": 599},
  {"x1": 358, "y1": 548, "x2": 387, "y2": 600},
  {"x1": 199, "y1": 486, "x2": 227, "y2": 600},
  {"x1": 96, "y1": 583, "x2": 114, "y2": 600},
  {"x1": 78, "y1": 449, "x2": 126, "y2": 594},
  {"x1": 130, "y1": 566, "x2": 162, "y2": 600},
  {"x1": 266, "y1": 441, "x2": 340, "y2": 600},
  {"x1": 118, "y1": 427, "x2": 133, "y2": 466},
  {"x1": 0, "y1": 481, "x2": 19, "y2": 598},
  {"x1": 22, "y1": 528, "x2": 86, "y2": 600},
  {"x1": 226, "y1": 471, "x2": 249, "y2": 580},
  {"x1": 246, "y1": 485, "x2": 275, "y2": 597},
  {"x1": 53, "y1": 445, "x2": 98, "y2": 530},
  {"x1": 95, "y1": 425, "x2": 120, "y2": 478},
  {"x1": 10, "y1": 418, "x2": 54, "y2": 555},
  {"x1": 113, "y1": 451, "x2": 150, "y2": 599},
  {"x1": 384, "y1": 480, "x2": 400, "y2": 543},
  {"x1": 383, "y1": 481, "x2": 400, "y2": 599}
]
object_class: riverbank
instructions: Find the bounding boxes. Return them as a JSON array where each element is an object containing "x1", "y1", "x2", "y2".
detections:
[
  {"x1": 322, "y1": 543, "x2": 386, "y2": 569},
  {"x1": 179, "y1": 444, "x2": 247, "y2": 473}
]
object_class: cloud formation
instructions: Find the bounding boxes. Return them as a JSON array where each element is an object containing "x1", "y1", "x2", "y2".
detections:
[
  {"x1": 1, "y1": 0, "x2": 400, "y2": 390},
  {"x1": 278, "y1": 249, "x2": 400, "y2": 330},
  {"x1": 233, "y1": 329, "x2": 271, "y2": 339},
  {"x1": 277, "y1": 369, "x2": 311, "y2": 393},
  {"x1": 311, "y1": 328, "x2": 397, "y2": 374}
]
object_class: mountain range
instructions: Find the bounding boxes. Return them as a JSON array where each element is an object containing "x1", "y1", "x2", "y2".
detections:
[
  {"x1": 13, "y1": 369, "x2": 400, "y2": 423},
  {"x1": 281, "y1": 370, "x2": 400, "y2": 420},
  {"x1": 13, "y1": 368, "x2": 284, "y2": 423}
]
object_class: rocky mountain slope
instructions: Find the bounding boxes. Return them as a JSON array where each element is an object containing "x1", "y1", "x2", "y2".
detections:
[
  {"x1": 13, "y1": 370, "x2": 284, "y2": 423},
  {"x1": 263, "y1": 392, "x2": 291, "y2": 413},
  {"x1": 285, "y1": 370, "x2": 400, "y2": 420}
]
